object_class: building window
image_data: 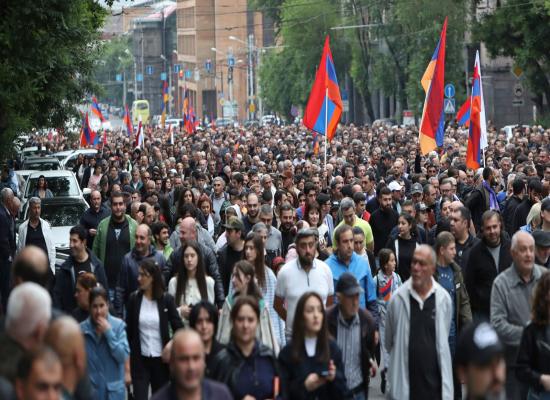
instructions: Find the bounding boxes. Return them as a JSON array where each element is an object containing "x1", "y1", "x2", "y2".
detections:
[
  {"x1": 178, "y1": 7, "x2": 195, "y2": 29},
  {"x1": 178, "y1": 35, "x2": 195, "y2": 56}
]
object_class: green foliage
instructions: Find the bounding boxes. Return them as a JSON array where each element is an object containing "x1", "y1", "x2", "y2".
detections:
[
  {"x1": 0, "y1": 0, "x2": 106, "y2": 155},
  {"x1": 475, "y1": 0, "x2": 550, "y2": 116},
  {"x1": 94, "y1": 35, "x2": 133, "y2": 106}
]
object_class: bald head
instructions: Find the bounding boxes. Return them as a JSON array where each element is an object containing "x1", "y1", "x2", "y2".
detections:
[
  {"x1": 45, "y1": 317, "x2": 86, "y2": 379},
  {"x1": 179, "y1": 217, "x2": 197, "y2": 244},
  {"x1": 170, "y1": 329, "x2": 205, "y2": 392},
  {"x1": 12, "y1": 245, "x2": 50, "y2": 287},
  {"x1": 10, "y1": 197, "x2": 20, "y2": 217},
  {"x1": 171, "y1": 329, "x2": 204, "y2": 361}
]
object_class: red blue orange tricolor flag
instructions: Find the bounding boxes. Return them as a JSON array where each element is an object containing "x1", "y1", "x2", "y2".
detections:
[
  {"x1": 466, "y1": 51, "x2": 488, "y2": 169},
  {"x1": 303, "y1": 36, "x2": 342, "y2": 143},
  {"x1": 123, "y1": 104, "x2": 133, "y2": 136},
  {"x1": 456, "y1": 97, "x2": 471, "y2": 127},
  {"x1": 91, "y1": 96, "x2": 105, "y2": 122},
  {"x1": 79, "y1": 112, "x2": 96, "y2": 147},
  {"x1": 419, "y1": 18, "x2": 448, "y2": 155},
  {"x1": 161, "y1": 80, "x2": 168, "y2": 128}
]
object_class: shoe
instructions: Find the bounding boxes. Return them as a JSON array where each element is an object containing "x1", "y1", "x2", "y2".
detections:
[{"x1": 380, "y1": 370, "x2": 386, "y2": 394}]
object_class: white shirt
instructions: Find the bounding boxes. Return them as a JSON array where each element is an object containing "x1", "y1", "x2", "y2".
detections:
[
  {"x1": 168, "y1": 276, "x2": 215, "y2": 307},
  {"x1": 275, "y1": 258, "x2": 334, "y2": 337},
  {"x1": 139, "y1": 297, "x2": 163, "y2": 357}
]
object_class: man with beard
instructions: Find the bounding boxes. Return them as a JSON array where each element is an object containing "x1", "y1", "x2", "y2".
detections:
[
  {"x1": 242, "y1": 192, "x2": 260, "y2": 235},
  {"x1": 152, "y1": 221, "x2": 173, "y2": 261},
  {"x1": 275, "y1": 228, "x2": 334, "y2": 338},
  {"x1": 93, "y1": 191, "x2": 137, "y2": 302},
  {"x1": 278, "y1": 204, "x2": 296, "y2": 257},
  {"x1": 369, "y1": 187, "x2": 398, "y2": 256},
  {"x1": 511, "y1": 177, "x2": 542, "y2": 233},
  {"x1": 465, "y1": 210, "x2": 512, "y2": 321},
  {"x1": 450, "y1": 207, "x2": 479, "y2": 271}
]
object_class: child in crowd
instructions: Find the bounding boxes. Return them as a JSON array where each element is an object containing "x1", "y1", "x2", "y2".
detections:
[{"x1": 373, "y1": 248, "x2": 402, "y2": 394}]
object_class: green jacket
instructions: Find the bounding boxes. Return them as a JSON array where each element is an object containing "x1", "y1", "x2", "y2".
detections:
[
  {"x1": 92, "y1": 215, "x2": 138, "y2": 263},
  {"x1": 434, "y1": 261, "x2": 473, "y2": 332}
]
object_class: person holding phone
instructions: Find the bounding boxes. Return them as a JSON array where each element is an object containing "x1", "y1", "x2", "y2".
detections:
[
  {"x1": 81, "y1": 286, "x2": 130, "y2": 400},
  {"x1": 278, "y1": 291, "x2": 348, "y2": 399}
]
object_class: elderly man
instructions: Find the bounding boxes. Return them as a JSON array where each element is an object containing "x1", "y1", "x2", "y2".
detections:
[
  {"x1": 532, "y1": 229, "x2": 550, "y2": 268},
  {"x1": 0, "y1": 187, "x2": 16, "y2": 310},
  {"x1": 490, "y1": 231, "x2": 546, "y2": 400},
  {"x1": 385, "y1": 245, "x2": 453, "y2": 400},
  {"x1": 167, "y1": 217, "x2": 224, "y2": 308},
  {"x1": 115, "y1": 224, "x2": 167, "y2": 316},
  {"x1": 151, "y1": 330, "x2": 232, "y2": 400},
  {"x1": 79, "y1": 189, "x2": 111, "y2": 248},
  {"x1": 17, "y1": 197, "x2": 56, "y2": 283},
  {"x1": 0, "y1": 282, "x2": 52, "y2": 384},
  {"x1": 333, "y1": 197, "x2": 374, "y2": 252},
  {"x1": 45, "y1": 316, "x2": 91, "y2": 400}
]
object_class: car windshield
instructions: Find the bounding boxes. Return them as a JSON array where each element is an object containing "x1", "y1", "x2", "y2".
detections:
[
  {"x1": 22, "y1": 161, "x2": 59, "y2": 170},
  {"x1": 137, "y1": 103, "x2": 148, "y2": 110},
  {"x1": 40, "y1": 202, "x2": 87, "y2": 227},
  {"x1": 25, "y1": 176, "x2": 80, "y2": 198}
]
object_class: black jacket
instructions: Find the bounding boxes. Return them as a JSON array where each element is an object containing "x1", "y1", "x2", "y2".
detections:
[
  {"x1": 502, "y1": 195, "x2": 522, "y2": 234},
  {"x1": 53, "y1": 251, "x2": 108, "y2": 313},
  {"x1": 167, "y1": 243, "x2": 225, "y2": 308},
  {"x1": 326, "y1": 305, "x2": 376, "y2": 390},
  {"x1": 125, "y1": 291, "x2": 183, "y2": 376},
  {"x1": 151, "y1": 380, "x2": 232, "y2": 400},
  {"x1": 464, "y1": 184, "x2": 492, "y2": 231},
  {"x1": 210, "y1": 340, "x2": 278, "y2": 399},
  {"x1": 512, "y1": 197, "x2": 537, "y2": 233},
  {"x1": 516, "y1": 322, "x2": 550, "y2": 393},
  {"x1": 0, "y1": 205, "x2": 15, "y2": 264},
  {"x1": 464, "y1": 235, "x2": 512, "y2": 319},
  {"x1": 79, "y1": 205, "x2": 111, "y2": 248},
  {"x1": 278, "y1": 339, "x2": 348, "y2": 400}
]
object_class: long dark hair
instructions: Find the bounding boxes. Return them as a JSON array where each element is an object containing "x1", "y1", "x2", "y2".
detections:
[
  {"x1": 232, "y1": 260, "x2": 262, "y2": 301},
  {"x1": 189, "y1": 301, "x2": 219, "y2": 333},
  {"x1": 399, "y1": 212, "x2": 417, "y2": 239},
  {"x1": 290, "y1": 291, "x2": 330, "y2": 364},
  {"x1": 531, "y1": 272, "x2": 550, "y2": 326},
  {"x1": 140, "y1": 258, "x2": 165, "y2": 301},
  {"x1": 244, "y1": 232, "x2": 266, "y2": 289},
  {"x1": 175, "y1": 240, "x2": 208, "y2": 306},
  {"x1": 303, "y1": 201, "x2": 321, "y2": 227}
]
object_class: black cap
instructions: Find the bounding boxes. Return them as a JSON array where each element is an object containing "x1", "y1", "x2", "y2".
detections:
[
  {"x1": 541, "y1": 198, "x2": 550, "y2": 212},
  {"x1": 533, "y1": 230, "x2": 550, "y2": 248},
  {"x1": 455, "y1": 321, "x2": 503, "y2": 367},
  {"x1": 335, "y1": 272, "x2": 364, "y2": 296}
]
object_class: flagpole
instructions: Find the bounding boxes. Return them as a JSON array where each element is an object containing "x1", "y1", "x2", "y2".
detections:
[{"x1": 324, "y1": 87, "x2": 328, "y2": 171}]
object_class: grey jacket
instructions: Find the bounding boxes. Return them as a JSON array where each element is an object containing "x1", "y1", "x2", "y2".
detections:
[
  {"x1": 384, "y1": 278, "x2": 453, "y2": 400},
  {"x1": 169, "y1": 222, "x2": 216, "y2": 253}
]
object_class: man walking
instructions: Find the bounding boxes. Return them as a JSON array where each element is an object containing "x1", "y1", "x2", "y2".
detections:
[{"x1": 79, "y1": 189, "x2": 110, "y2": 248}]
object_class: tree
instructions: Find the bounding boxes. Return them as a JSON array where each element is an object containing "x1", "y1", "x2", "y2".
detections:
[
  {"x1": 0, "y1": 0, "x2": 106, "y2": 154},
  {"x1": 475, "y1": 0, "x2": 550, "y2": 118}
]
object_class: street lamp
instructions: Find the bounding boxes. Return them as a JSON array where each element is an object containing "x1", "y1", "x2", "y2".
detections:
[{"x1": 230, "y1": 34, "x2": 256, "y2": 120}]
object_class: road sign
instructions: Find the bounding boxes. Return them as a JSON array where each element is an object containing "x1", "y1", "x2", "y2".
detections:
[
  {"x1": 512, "y1": 65, "x2": 523, "y2": 79},
  {"x1": 220, "y1": 98, "x2": 225, "y2": 106},
  {"x1": 160, "y1": 72, "x2": 167, "y2": 81},
  {"x1": 136, "y1": 73, "x2": 143, "y2": 82},
  {"x1": 194, "y1": 69, "x2": 200, "y2": 82},
  {"x1": 185, "y1": 70, "x2": 192, "y2": 79},
  {"x1": 146, "y1": 65, "x2": 153, "y2": 75},
  {"x1": 249, "y1": 103, "x2": 256, "y2": 113},
  {"x1": 403, "y1": 110, "x2": 415, "y2": 126},
  {"x1": 116, "y1": 74, "x2": 122, "y2": 82},
  {"x1": 174, "y1": 64, "x2": 181, "y2": 73},
  {"x1": 512, "y1": 99, "x2": 524, "y2": 107},
  {"x1": 444, "y1": 98, "x2": 455, "y2": 114},
  {"x1": 205, "y1": 59, "x2": 212, "y2": 73},
  {"x1": 228, "y1": 56, "x2": 235, "y2": 67},
  {"x1": 514, "y1": 83, "x2": 523, "y2": 98},
  {"x1": 444, "y1": 83, "x2": 455, "y2": 98}
]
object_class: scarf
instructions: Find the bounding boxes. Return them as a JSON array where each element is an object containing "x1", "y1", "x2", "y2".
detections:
[{"x1": 483, "y1": 180, "x2": 500, "y2": 211}]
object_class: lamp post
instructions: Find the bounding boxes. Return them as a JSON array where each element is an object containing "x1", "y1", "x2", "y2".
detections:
[{"x1": 229, "y1": 35, "x2": 255, "y2": 120}]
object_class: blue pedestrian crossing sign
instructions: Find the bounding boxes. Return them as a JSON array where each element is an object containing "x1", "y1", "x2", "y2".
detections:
[
  {"x1": 146, "y1": 65, "x2": 154, "y2": 75},
  {"x1": 444, "y1": 98, "x2": 456, "y2": 114},
  {"x1": 137, "y1": 73, "x2": 143, "y2": 82},
  {"x1": 444, "y1": 83, "x2": 455, "y2": 98},
  {"x1": 174, "y1": 64, "x2": 181, "y2": 73}
]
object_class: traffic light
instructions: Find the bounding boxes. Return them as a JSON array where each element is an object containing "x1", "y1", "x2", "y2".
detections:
[{"x1": 179, "y1": 70, "x2": 183, "y2": 79}]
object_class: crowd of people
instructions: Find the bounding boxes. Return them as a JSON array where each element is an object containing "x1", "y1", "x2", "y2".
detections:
[{"x1": 0, "y1": 120, "x2": 549, "y2": 399}]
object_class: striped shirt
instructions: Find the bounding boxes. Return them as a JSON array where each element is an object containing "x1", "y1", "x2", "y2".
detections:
[{"x1": 336, "y1": 312, "x2": 363, "y2": 389}]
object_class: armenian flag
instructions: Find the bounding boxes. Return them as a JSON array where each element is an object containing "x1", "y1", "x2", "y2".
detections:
[
  {"x1": 456, "y1": 97, "x2": 471, "y2": 127},
  {"x1": 123, "y1": 104, "x2": 133, "y2": 136},
  {"x1": 79, "y1": 112, "x2": 96, "y2": 147},
  {"x1": 419, "y1": 18, "x2": 448, "y2": 155},
  {"x1": 91, "y1": 96, "x2": 105, "y2": 122},
  {"x1": 161, "y1": 80, "x2": 168, "y2": 129},
  {"x1": 466, "y1": 51, "x2": 488, "y2": 169},
  {"x1": 303, "y1": 35, "x2": 342, "y2": 142}
]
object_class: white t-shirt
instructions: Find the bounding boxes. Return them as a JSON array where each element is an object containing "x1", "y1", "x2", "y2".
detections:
[{"x1": 275, "y1": 258, "x2": 334, "y2": 337}]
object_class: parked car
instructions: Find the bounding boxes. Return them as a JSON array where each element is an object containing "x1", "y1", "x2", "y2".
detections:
[
  {"x1": 21, "y1": 157, "x2": 61, "y2": 171},
  {"x1": 22, "y1": 170, "x2": 89, "y2": 207},
  {"x1": 58, "y1": 149, "x2": 98, "y2": 170}
]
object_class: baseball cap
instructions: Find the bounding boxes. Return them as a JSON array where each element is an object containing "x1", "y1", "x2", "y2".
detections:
[
  {"x1": 541, "y1": 198, "x2": 550, "y2": 212},
  {"x1": 455, "y1": 321, "x2": 503, "y2": 367},
  {"x1": 532, "y1": 230, "x2": 550, "y2": 248},
  {"x1": 411, "y1": 183, "x2": 423, "y2": 195},
  {"x1": 388, "y1": 181, "x2": 402, "y2": 192},
  {"x1": 415, "y1": 202, "x2": 428, "y2": 212},
  {"x1": 223, "y1": 217, "x2": 244, "y2": 231},
  {"x1": 336, "y1": 272, "x2": 364, "y2": 296}
]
